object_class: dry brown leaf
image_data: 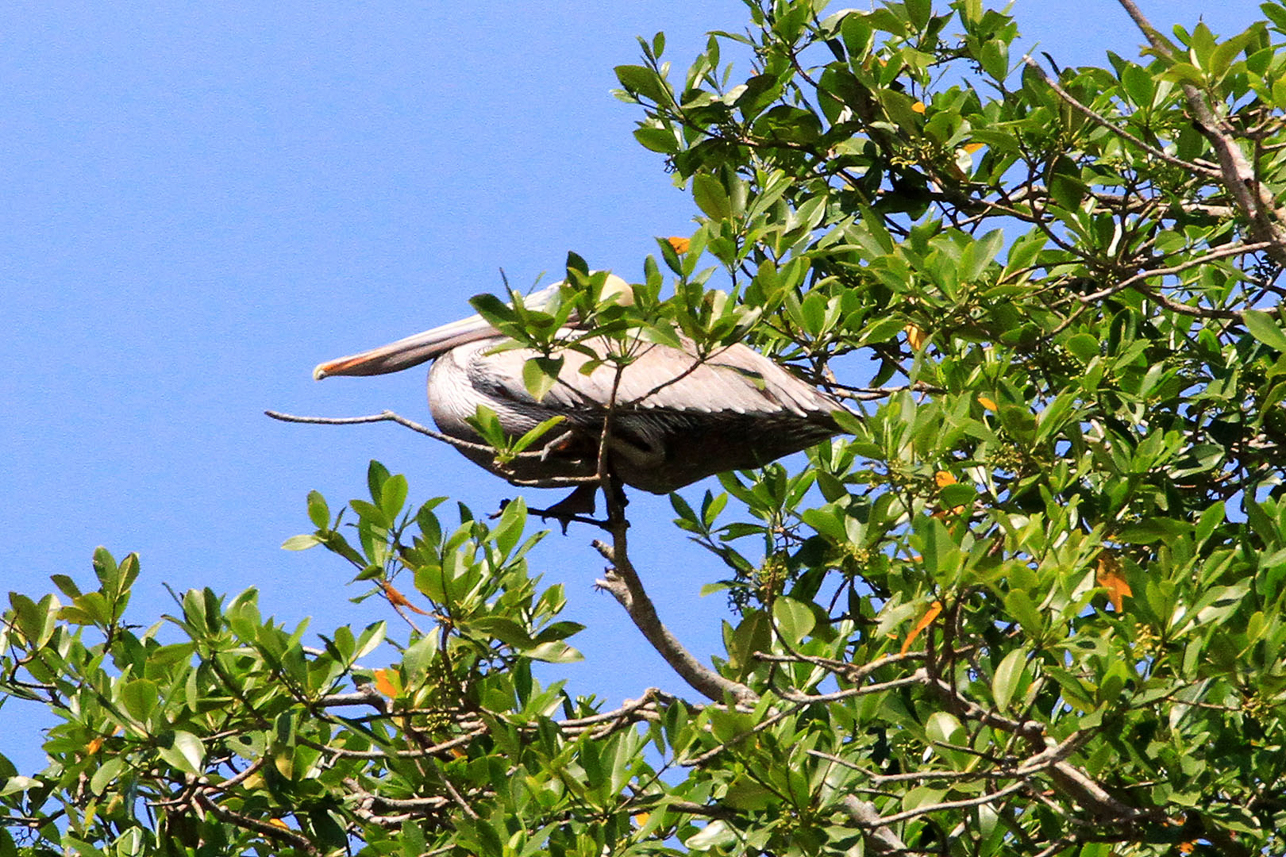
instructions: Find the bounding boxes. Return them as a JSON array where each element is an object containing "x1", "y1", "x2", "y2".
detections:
[{"x1": 382, "y1": 581, "x2": 431, "y2": 616}]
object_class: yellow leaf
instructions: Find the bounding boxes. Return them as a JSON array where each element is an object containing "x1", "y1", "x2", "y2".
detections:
[
  {"x1": 667, "y1": 236, "x2": 691, "y2": 254},
  {"x1": 633, "y1": 812, "x2": 651, "y2": 827},
  {"x1": 905, "y1": 323, "x2": 926, "y2": 350},
  {"x1": 1096, "y1": 550, "x2": 1132, "y2": 612},
  {"x1": 373, "y1": 668, "x2": 399, "y2": 698},
  {"x1": 86, "y1": 737, "x2": 103, "y2": 755},
  {"x1": 1178, "y1": 842, "x2": 1195, "y2": 855},
  {"x1": 267, "y1": 818, "x2": 289, "y2": 830},
  {"x1": 978, "y1": 396, "x2": 998, "y2": 412},
  {"x1": 901, "y1": 601, "x2": 942, "y2": 654},
  {"x1": 962, "y1": 141, "x2": 985, "y2": 153},
  {"x1": 911, "y1": 101, "x2": 926, "y2": 114}
]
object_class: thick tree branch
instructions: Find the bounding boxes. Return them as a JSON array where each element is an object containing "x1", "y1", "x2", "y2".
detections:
[
  {"x1": 593, "y1": 537, "x2": 758, "y2": 706},
  {"x1": 840, "y1": 796, "x2": 910, "y2": 855},
  {"x1": 1117, "y1": 0, "x2": 1286, "y2": 265}
]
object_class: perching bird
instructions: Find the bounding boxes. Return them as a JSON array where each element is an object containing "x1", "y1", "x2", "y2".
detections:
[{"x1": 314, "y1": 274, "x2": 843, "y2": 515}]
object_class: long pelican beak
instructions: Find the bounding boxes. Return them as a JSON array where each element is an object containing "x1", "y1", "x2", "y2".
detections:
[
  {"x1": 313, "y1": 282, "x2": 566, "y2": 380},
  {"x1": 312, "y1": 314, "x2": 496, "y2": 379}
]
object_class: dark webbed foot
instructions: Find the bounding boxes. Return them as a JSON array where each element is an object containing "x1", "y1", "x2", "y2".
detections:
[{"x1": 529, "y1": 485, "x2": 609, "y2": 534}]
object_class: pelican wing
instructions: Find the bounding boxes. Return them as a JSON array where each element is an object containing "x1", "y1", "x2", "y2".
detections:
[{"x1": 478, "y1": 337, "x2": 837, "y2": 420}]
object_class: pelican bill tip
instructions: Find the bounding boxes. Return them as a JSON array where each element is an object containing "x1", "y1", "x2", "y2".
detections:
[{"x1": 312, "y1": 363, "x2": 332, "y2": 381}]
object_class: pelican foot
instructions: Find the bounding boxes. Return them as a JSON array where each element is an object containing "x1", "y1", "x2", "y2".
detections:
[{"x1": 528, "y1": 485, "x2": 607, "y2": 534}]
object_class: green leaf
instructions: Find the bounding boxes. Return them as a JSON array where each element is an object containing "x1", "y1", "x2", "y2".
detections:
[
  {"x1": 120, "y1": 678, "x2": 158, "y2": 724},
  {"x1": 50, "y1": 574, "x2": 82, "y2": 600},
  {"x1": 525, "y1": 641, "x2": 584, "y2": 663},
  {"x1": 1243, "y1": 309, "x2": 1286, "y2": 352},
  {"x1": 634, "y1": 126, "x2": 678, "y2": 153},
  {"x1": 772, "y1": 596, "x2": 816, "y2": 645},
  {"x1": 692, "y1": 173, "x2": 732, "y2": 220},
  {"x1": 522, "y1": 355, "x2": 564, "y2": 402},
  {"x1": 1120, "y1": 63, "x2": 1155, "y2": 106},
  {"x1": 89, "y1": 757, "x2": 125, "y2": 796},
  {"x1": 1115, "y1": 518, "x2": 1190, "y2": 544},
  {"x1": 992, "y1": 649, "x2": 1026, "y2": 711},
  {"x1": 614, "y1": 64, "x2": 668, "y2": 103},
  {"x1": 1265, "y1": 2, "x2": 1286, "y2": 32},
  {"x1": 925, "y1": 711, "x2": 963, "y2": 746},
  {"x1": 158, "y1": 730, "x2": 206, "y2": 775},
  {"x1": 366, "y1": 459, "x2": 391, "y2": 502},
  {"x1": 379, "y1": 473, "x2": 408, "y2": 521},
  {"x1": 282, "y1": 534, "x2": 321, "y2": 551},
  {"x1": 306, "y1": 490, "x2": 330, "y2": 529},
  {"x1": 685, "y1": 820, "x2": 737, "y2": 850},
  {"x1": 1046, "y1": 155, "x2": 1085, "y2": 210}
]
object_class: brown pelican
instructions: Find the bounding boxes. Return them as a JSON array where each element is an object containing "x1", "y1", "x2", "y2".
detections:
[{"x1": 314, "y1": 275, "x2": 843, "y2": 512}]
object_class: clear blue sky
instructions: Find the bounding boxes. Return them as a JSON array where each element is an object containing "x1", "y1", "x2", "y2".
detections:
[{"x1": 1, "y1": 1, "x2": 1257, "y2": 773}]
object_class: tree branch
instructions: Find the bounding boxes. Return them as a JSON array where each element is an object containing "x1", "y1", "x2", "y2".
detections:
[
  {"x1": 839, "y1": 796, "x2": 910, "y2": 855},
  {"x1": 1022, "y1": 56, "x2": 1219, "y2": 178},
  {"x1": 1116, "y1": 0, "x2": 1286, "y2": 265},
  {"x1": 194, "y1": 791, "x2": 322, "y2": 856},
  {"x1": 593, "y1": 537, "x2": 759, "y2": 706},
  {"x1": 265, "y1": 409, "x2": 597, "y2": 487}
]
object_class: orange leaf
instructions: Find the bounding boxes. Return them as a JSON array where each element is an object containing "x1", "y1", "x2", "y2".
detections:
[
  {"x1": 934, "y1": 471, "x2": 965, "y2": 516},
  {"x1": 381, "y1": 581, "x2": 431, "y2": 615},
  {"x1": 905, "y1": 323, "x2": 926, "y2": 350},
  {"x1": 911, "y1": 101, "x2": 926, "y2": 114},
  {"x1": 667, "y1": 236, "x2": 691, "y2": 254},
  {"x1": 633, "y1": 812, "x2": 651, "y2": 827},
  {"x1": 373, "y1": 668, "x2": 399, "y2": 698},
  {"x1": 978, "y1": 396, "x2": 998, "y2": 412},
  {"x1": 267, "y1": 818, "x2": 290, "y2": 830},
  {"x1": 86, "y1": 737, "x2": 104, "y2": 755},
  {"x1": 1096, "y1": 550, "x2": 1132, "y2": 612},
  {"x1": 1177, "y1": 842, "x2": 1195, "y2": 855},
  {"x1": 962, "y1": 141, "x2": 985, "y2": 153},
  {"x1": 901, "y1": 601, "x2": 942, "y2": 654}
]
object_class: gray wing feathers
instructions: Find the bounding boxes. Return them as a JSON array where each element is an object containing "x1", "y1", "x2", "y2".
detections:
[{"x1": 469, "y1": 336, "x2": 837, "y2": 419}]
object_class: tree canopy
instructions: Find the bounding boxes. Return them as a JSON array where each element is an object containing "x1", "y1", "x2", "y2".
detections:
[{"x1": 6, "y1": 1, "x2": 1286, "y2": 854}]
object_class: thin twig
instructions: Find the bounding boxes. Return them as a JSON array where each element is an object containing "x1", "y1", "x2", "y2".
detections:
[
  {"x1": 195, "y1": 791, "x2": 322, "y2": 856},
  {"x1": 265, "y1": 409, "x2": 597, "y2": 487},
  {"x1": 1021, "y1": 56, "x2": 1219, "y2": 178}
]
